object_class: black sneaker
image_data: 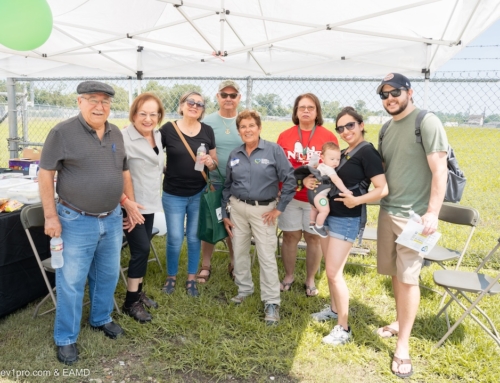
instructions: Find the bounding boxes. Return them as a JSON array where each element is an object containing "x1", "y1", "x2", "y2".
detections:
[
  {"x1": 91, "y1": 321, "x2": 124, "y2": 339},
  {"x1": 57, "y1": 343, "x2": 78, "y2": 365},
  {"x1": 139, "y1": 291, "x2": 159, "y2": 309},
  {"x1": 122, "y1": 301, "x2": 152, "y2": 323}
]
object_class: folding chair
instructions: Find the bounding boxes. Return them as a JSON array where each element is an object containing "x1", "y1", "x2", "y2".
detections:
[
  {"x1": 434, "y1": 237, "x2": 500, "y2": 348},
  {"x1": 120, "y1": 227, "x2": 163, "y2": 286},
  {"x1": 424, "y1": 203, "x2": 479, "y2": 270},
  {"x1": 21, "y1": 203, "x2": 121, "y2": 318}
]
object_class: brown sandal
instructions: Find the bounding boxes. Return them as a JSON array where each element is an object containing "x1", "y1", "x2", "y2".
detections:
[
  {"x1": 196, "y1": 265, "x2": 211, "y2": 284},
  {"x1": 377, "y1": 326, "x2": 399, "y2": 338},
  {"x1": 392, "y1": 355, "x2": 413, "y2": 378}
]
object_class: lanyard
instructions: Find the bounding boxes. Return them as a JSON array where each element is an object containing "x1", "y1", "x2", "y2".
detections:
[{"x1": 297, "y1": 124, "x2": 317, "y2": 153}]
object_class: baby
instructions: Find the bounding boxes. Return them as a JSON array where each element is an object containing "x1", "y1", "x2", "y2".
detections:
[{"x1": 310, "y1": 142, "x2": 352, "y2": 238}]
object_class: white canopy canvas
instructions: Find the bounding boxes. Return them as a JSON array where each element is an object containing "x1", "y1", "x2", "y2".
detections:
[{"x1": 0, "y1": 0, "x2": 499, "y2": 79}]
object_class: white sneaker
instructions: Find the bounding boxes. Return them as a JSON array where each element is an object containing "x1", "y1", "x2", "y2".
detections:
[
  {"x1": 230, "y1": 294, "x2": 248, "y2": 304},
  {"x1": 322, "y1": 325, "x2": 352, "y2": 346},
  {"x1": 311, "y1": 305, "x2": 338, "y2": 322}
]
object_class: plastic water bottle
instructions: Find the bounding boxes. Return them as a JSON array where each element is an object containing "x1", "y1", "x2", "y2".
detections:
[
  {"x1": 294, "y1": 141, "x2": 303, "y2": 161},
  {"x1": 194, "y1": 143, "x2": 206, "y2": 171},
  {"x1": 50, "y1": 237, "x2": 64, "y2": 269},
  {"x1": 309, "y1": 152, "x2": 320, "y2": 167},
  {"x1": 408, "y1": 210, "x2": 422, "y2": 224}
]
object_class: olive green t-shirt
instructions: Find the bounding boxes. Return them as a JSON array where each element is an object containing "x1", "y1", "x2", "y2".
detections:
[{"x1": 380, "y1": 108, "x2": 448, "y2": 218}]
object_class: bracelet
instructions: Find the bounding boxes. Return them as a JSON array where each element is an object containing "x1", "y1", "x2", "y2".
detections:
[{"x1": 120, "y1": 196, "x2": 128, "y2": 206}]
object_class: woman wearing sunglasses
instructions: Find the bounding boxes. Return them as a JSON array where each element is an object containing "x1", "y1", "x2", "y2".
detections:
[
  {"x1": 307, "y1": 106, "x2": 388, "y2": 346},
  {"x1": 159, "y1": 91, "x2": 217, "y2": 298},
  {"x1": 276, "y1": 93, "x2": 338, "y2": 297}
]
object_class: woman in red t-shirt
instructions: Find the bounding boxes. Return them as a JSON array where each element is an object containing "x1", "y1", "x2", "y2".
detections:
[{"x1": 277, "y1": 93, "x2": 338, "y2": 297}]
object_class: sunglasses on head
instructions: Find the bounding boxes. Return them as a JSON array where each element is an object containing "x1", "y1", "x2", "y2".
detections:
[
  {"x1": 219, "y1": 92, "x2": 239, "y2": 99},
  {"x1": 186, "y1": 99, "x2": 205, "y2": 109},
  {"x1": 335, "y1": 121, "x2": 357, "y2": 134},
  {"x1": 379, "y1": 88, "x2": 407, "y2": 100}
]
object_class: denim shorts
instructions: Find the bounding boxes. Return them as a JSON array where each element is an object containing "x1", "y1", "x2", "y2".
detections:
[{"x1": 326, "y1": 215, "x2": 361, "y2": 243}]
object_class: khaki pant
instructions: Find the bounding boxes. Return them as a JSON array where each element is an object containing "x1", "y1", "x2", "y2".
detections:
[
  {"x1": 229, "y1": 196, "x2": 280, "y2": 305},
  {"x1": 377, "y1": 209, "x2": 424, "y2": 285}
]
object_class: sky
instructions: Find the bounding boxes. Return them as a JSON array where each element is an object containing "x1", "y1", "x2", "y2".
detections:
[{"x1": 436, "y1": 19, "x2": 500, "y2": 74}]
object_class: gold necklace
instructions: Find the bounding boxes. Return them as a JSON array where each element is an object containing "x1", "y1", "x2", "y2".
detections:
[{"x1": 222, "y1": 116, "x2": 236, "y2": 134}]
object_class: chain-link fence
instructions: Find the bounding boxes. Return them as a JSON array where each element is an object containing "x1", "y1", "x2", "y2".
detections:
[{"x1": 1, "y1": 74, "x2": 499, "y2": 260}]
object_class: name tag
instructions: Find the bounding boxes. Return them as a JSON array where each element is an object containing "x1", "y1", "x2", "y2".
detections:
[{"x1": 230, "y1": 158, "x2": 239, "y2": 167}]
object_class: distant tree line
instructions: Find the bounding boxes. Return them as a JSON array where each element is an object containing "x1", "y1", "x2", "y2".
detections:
[{"x1": 0, "y1": 80, "x2": 498, "y2": 124}]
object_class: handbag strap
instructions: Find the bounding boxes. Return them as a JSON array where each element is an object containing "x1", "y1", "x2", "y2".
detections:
[{"x1": 172, "y1": 121, "x2": 214, "y2": 191}]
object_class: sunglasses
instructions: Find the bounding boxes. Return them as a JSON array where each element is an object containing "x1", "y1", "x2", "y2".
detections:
[
  {"x1": 186, "y1": 99, "x2": 205, "y2": 109},
  {"x1": 335, "y1": 121, "x2": 357, "y2": 134},
  {"x1": 219, "y1": 92, "x2": 239, "y2": 99},
  {"x1": 379, "y1": 88, "x2": 407, "y2": 100}
]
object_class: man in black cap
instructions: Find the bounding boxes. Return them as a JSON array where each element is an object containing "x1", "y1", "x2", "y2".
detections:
[
  {"x1": 39, "y1": 81, "x2": 137, "y2": 365},
  {"x1": 374, "y1": 73, "x2": 448, "y2": 378}
]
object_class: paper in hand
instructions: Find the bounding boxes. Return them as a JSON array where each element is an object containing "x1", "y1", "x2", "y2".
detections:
[{"x1": 395, "y1": 219, "x2": 441, "y2": 255}]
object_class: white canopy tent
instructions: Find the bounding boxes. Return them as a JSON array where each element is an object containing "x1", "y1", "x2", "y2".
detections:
[{"x1": 0, "y1": 0, "x2": 499, "y2": 79}]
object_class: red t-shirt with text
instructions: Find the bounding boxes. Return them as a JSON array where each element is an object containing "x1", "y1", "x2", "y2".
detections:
[{"x1": 277, "y1": 125, "x2": 338, "y2": 202}]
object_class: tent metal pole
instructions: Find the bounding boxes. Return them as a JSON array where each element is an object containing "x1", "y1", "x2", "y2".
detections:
[
  {"x1": 220, "y1": 0, "x2": 225, "y2": 54},
  {"x1": 129, "y1": 80, "x2": 134, "y2": 107},
  {"x1": 226, "y1": 18, "x2": 268, "y2": 75},
  {"x1": 52, "y1": 26, "x2": 136, "y2": 74},
  {"x1": 423, "y1": 43, "x2": 431, "y2": 110},
  {"x1": 137, "y1": 47, "x2": 143, "y2": 95},
  {"x1": 22, "y1": 83, "x2": 29, "y2": 143},
  {"x1": 246, "y1": 77, "x2": 253, "y2": 110},
  {"x1": 176, "y1": 7, "x2": 218, "y2": 53},
  {"x1": 133, "y1": 36, "x2": 211, "y2": 55},
  {"x1": 7, "y1": 78, "x2": 19, "y2": 159}
]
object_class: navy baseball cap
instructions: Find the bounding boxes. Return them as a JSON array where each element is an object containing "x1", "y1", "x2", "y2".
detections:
[{"x1": 376, "y1": 73, "x2": 411, "y2": 94}]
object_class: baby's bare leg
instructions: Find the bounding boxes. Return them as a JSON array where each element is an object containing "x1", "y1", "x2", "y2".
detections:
[{"x1": 314, "y1": 193, "x2": 330, "y2": 226}]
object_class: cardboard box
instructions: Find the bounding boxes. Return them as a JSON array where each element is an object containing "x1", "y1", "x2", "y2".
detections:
[{"x1": 8, "y1": 148, "x2": 42, "y2": 173}]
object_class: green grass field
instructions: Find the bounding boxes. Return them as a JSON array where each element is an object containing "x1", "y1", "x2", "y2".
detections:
[{"x1": 0, "y1": 119, "x2": 499, "y2": 382}]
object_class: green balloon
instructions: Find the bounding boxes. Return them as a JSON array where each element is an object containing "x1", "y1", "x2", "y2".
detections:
[{"x1": 0, "y1": 0, "x2": 53, "y2": 51}]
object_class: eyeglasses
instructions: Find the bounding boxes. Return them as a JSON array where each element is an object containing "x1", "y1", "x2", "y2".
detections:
[
  {"x1": 80, "y1": 96, "x2": 112, "y2": 107},
  {"x1": 137, "y1": 112, "x2": 159, "y2": 119},
  {"x1": 379, "y1": 88, "x2": 407, "y2": 100},
  {"x1": 298, "y1": 106, "x2": 315, "y2": 112},
  {"x1": 219, "y1": 92, "x2": 239, "y2": 99},
  {"x1": 185, "y1": 99, "x2": 205, "y2": 109},
  {"x1": 335, "y1": 122, "x2": 357, "y2": 133}
]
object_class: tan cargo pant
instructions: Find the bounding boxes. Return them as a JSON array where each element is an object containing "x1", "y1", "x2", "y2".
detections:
[{"x1": 229, "y1": 196, "x2": 280, "y2": 305}]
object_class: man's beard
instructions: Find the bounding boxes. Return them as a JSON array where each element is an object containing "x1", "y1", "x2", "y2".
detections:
[{"x1": 384, "y1": 97, "x2": 409, "y2": 116}]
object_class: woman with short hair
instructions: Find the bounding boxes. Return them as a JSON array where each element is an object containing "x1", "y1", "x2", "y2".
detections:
[
  {"x1": 222, "y1": 110, "x2": 296, "y2": 325},
  {"x1": 120, "y1": 92, "x2": 165, "y2": 322}
]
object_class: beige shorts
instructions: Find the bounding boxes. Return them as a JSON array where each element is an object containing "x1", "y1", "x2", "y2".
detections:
[
  {"x1": 277, "y1": 198, "x2": 316, "y2": 234},
  {"x1": 376, "y1": 208, "x2": 424, "y2": 285}
]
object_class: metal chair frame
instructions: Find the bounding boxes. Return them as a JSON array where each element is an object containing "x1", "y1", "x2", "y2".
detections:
[{"x1": 21, "y1": 203, "x2": 121, "y2": 318}]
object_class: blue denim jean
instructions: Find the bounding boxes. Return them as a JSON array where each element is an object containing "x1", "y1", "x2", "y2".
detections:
[
  {"x1": 162, "y1": 189, "x2": 202, "y2": 276},
  {"x1": 54, "y1": 203, "x2": 122, "y2": 346}
]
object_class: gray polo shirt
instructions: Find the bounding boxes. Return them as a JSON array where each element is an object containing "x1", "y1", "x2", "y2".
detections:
[
  {"x1": 222, "y1": 139, "x2": 296, "y2": 218},
  {"x1": 40, "y1": 113, "x2": 128, "y2": 214}
]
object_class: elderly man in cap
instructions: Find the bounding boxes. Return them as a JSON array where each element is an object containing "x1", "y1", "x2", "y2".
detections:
[
  {"x1": 196, "y1": 80, "x2": 242, "y2": 283},
  {"x1": 375, "y1": 73, "x2": 448, "y2": 378},
  {"x1": 39, "y1": 81, "x2": 138, "y2": 365}
]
